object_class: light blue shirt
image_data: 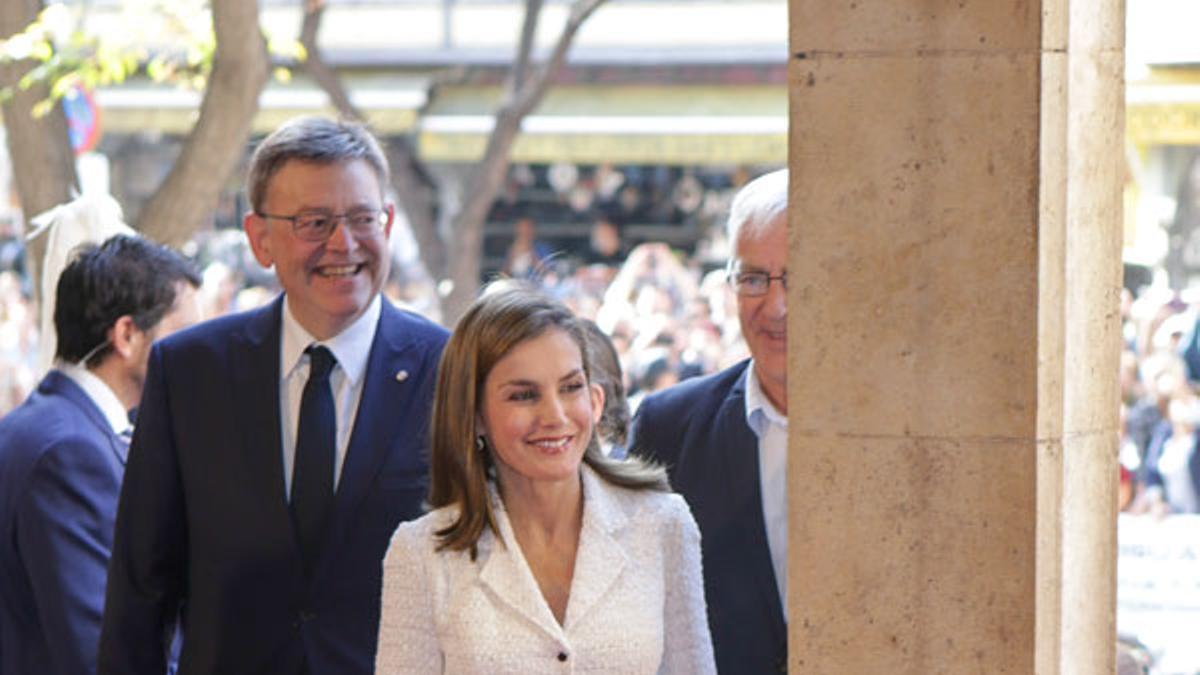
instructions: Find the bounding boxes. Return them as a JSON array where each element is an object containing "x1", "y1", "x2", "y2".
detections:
[
  {"x1": 279, "y1": 294, "x2": 380, "y2": 499},
  {"x1": 743, "y1": 362, "x2": 787, "y2": 617}
]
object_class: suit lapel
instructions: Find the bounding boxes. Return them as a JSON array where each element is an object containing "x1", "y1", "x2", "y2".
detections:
[
  {"x1": 715, "y1": 368, "x2": 788, "y2": 641},
  {"x1": 477, "y1": 469, "x2": 631, "y2": 639},
  {"x1": 229, "y1": 299, "x2": 289, "y2": 520},
  {"x1": 563, "y1": 467, "x2": 628, "y2": 631},
  {"x1": 478, "y1": 496, "x2": 565, "y2": 640},
  {"x1": 327, "y1": 302, "x2": 424, "y2": 535}
]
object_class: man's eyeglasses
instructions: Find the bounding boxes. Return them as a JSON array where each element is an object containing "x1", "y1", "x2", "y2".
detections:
[
  {"x1": 256, "y1": 208, "x2": 389, "y2": 242},
  {"x1": 728, "y1": 269, "x2": 787, "y2": 297}
]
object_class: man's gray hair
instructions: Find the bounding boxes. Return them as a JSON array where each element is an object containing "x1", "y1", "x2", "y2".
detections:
[
  {"x1": 246, "y1": 116, "x2": 390, "y2": 213},
  {"x1": 726, "y1": 169, "x2": 788, "y2": 259}
]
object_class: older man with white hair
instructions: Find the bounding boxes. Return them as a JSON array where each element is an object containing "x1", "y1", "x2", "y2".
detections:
[{"x1": 629, "y1": 169, "x2": 789, "y2": 674}]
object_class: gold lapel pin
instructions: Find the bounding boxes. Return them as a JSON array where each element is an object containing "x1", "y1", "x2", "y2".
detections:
[{"x1": 395, "y1": 370, "x2": 409, "y2": 382}]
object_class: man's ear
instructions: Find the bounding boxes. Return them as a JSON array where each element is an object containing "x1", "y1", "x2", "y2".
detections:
[
  {"x1": 107, "y1": 315, "x2": 140, "y2": 360},
  {"x1": 243, "y1": 212, "x2": 274, "y2": 268},
  {"x1": 382, "y1": 203, "x2": 396, "y2": 239}
]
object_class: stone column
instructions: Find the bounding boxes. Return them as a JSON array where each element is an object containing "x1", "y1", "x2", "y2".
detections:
[
  {"x1": 786, "y1": 1, "x2": 1123, "y2": 673},
  {"x1": 1048, "y1": 3, "x2": 1124, "y2": 673}
]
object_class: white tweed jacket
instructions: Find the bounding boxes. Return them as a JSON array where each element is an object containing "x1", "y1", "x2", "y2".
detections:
[{"x1": 375, "y1": 465, "x2": 716, "y2": 674}]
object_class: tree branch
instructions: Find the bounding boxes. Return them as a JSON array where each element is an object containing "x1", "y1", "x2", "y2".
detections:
[
  {"x1": 442, "y1": 0, "x2": 607, "y2": 321},
  {"x1": 299, "y1": 0, "x2": 360, "y2": 120},
  {"x1": 513, "y1": 0, "x2": 603, "y2": 116},
  {"x1": 0, "y1": 0, "x2": 79, "y2": 308},
  {"x1": 509, "y1": 0, "x2": 543, "y2": 92}
]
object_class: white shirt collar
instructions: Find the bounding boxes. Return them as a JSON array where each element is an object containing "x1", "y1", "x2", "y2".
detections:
[
  {"x1": 57, "y1": 361, "x2": 130, "y2": 434},
  {"x1": 281, "y1": 294, "x2": 381, "y2": 384},
  {"x1": 744, "y1": 360, "x2": 787, "y2": 436}
]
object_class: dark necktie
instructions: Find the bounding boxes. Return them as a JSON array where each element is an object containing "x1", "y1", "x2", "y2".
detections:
[
  {"x1": 292, "y1": 345, "x2": 336, "y2": 571},
  {"x1": 119, "y1": 409, "x2": 136, "y2": 449}
]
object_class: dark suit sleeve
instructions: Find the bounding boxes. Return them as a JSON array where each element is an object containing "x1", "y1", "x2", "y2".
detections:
[
  {"x1": 16, "y1": 437, "x2": 121, "y2": 675},
  {"x1": 628, "y1": 394, "x2": 676, "y2": 467},
  {"x1": 99, "y1": 344, "x2": 186, "y2": 675}
]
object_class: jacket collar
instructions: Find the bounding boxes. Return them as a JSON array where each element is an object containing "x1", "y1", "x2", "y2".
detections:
[
  {"x1": 715, "y1": 359, "x2": 789, "y2": 650},
  {"x1": 230, "y1": 298, "x2": 288, "y2": 514},
  {"x1": 477, "y1": 464, "x2": 630, "y2": 638},
  {"x1": 39, "y1": 369, "x2": 129, "y2": 464},
  {"x1": 56, "y1": 362, "x2": 130, "y2": 434}
]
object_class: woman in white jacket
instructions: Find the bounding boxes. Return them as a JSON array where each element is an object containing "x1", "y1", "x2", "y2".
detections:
[{"x1": 376, "y1": 284, "x2": 715, "y2": 674}]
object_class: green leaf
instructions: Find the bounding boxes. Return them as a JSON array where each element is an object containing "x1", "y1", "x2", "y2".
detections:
[
  {"x1": 50, "y1": 75, "x2": 74, "y2": 98},
  {"x1": 30, "y1": 39, "x2": 53, "y2": 62},
  {"x1": 31, "y1": 98, "x2": 55, "y2": 118},
  {"x1": 147, "y1": 57, "x2": 167, "y2": 82}
]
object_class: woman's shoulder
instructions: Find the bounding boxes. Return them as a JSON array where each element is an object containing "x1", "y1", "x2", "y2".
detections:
[
  {"x1": 632, "y1": 489, "x2": 694, "y2": 526},
  {"x1": 586, "y1": 469, "x2": 694, "y2": 527},
  {"x1": 392, "y1": 504, "x2": 461, "y2": 547}
]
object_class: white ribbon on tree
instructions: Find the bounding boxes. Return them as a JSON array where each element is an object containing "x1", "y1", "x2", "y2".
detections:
[{"x1": 27, "y1": 193, "x2": 135, "y2": 377}]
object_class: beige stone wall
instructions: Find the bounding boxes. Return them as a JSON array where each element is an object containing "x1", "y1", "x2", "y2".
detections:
[{"x1": 786, "y1": 1, "x2": 1123, "y2": 672}]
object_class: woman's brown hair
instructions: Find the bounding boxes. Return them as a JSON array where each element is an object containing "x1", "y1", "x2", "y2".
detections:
[{"x1": 429, "y1": 283, "x2": 667, "y2": 558}]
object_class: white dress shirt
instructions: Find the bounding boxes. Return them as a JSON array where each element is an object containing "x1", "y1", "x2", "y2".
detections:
[
  {"x1": 744, "y1": 362, "x2": 788, "y2": 617},
  {"x1": 278, "y1": 294, "x2": 380, "y2": 498},
  {"x1": 57, "y1": 361, "x2": 130, "y2": 435},
  {"x1": 376, "y1": 465, "x2": 717, "y2": 674}
]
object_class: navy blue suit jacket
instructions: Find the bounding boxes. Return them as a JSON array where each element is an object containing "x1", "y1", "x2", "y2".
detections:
[
  {"x1": 0, "y1": 371, "x2": 127, "y2": 675},
  {"x1": 628, "y1": 360, "x2": 787, "y2": 674},
  {"x1": 99, "y1": 296, "x2": 448, "y2": 675}
]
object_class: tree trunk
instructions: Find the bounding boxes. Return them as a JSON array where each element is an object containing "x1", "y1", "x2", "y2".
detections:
[
  {"x1": 0, "y1": 0, "x2": 79, "y2": 307},
  {"x1": 442, "y1": 109, "x2": 524, "y2": 322},
  {"x1": 136, "y1": 0, "x2": 268, "y2": 246},
  {"x1": 386, "y1": 138, "x2": 444, "y2": 278}
]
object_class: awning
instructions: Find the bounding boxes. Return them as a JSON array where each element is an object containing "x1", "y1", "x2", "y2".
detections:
[
  {"x1": 1126, "y1": 72, "x2": 1200, "y2": 145},
  {"x1": 418, "y1": 83, "x2": 785, "y2": 165},
  {"x1": 91, "y1": 79, "x2": 786, "y2": 165}
]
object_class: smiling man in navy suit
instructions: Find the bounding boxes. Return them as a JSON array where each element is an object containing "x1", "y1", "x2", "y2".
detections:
[
  {"x1": 0, "y1": 235, "x2": 200, "y2": 675},
  {"x1": 99, "y1": 117, "x2": 449, "y2": 675},
  {"x1": 629, "y1": 169, "x2": 789, "y2": 674}
]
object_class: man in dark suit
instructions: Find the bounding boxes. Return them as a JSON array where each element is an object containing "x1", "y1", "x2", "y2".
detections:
[
  {"x1": 629, "y1": 169, "x2": 789, "y2": 674},
  {"x1": 0, "y1": 235, "x2": 200, "y2": 675},
  {"x1": 99, "y1": 117, "x2": 449, "y2": 674}
]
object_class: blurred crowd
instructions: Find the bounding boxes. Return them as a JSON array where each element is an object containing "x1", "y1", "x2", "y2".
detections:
[
  {"x1": 12, "y1": 216, "x2": 1200, "y2": 508},
  {"x1": 1120, "y1": 282, "x2": 1200, "y2": 515},
  {"x1": 0, "y1": 223, "x2": 749, "y2": 420},
  {"x1": 540, "y1": 241, "x2": 748, "y2": 414}
]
